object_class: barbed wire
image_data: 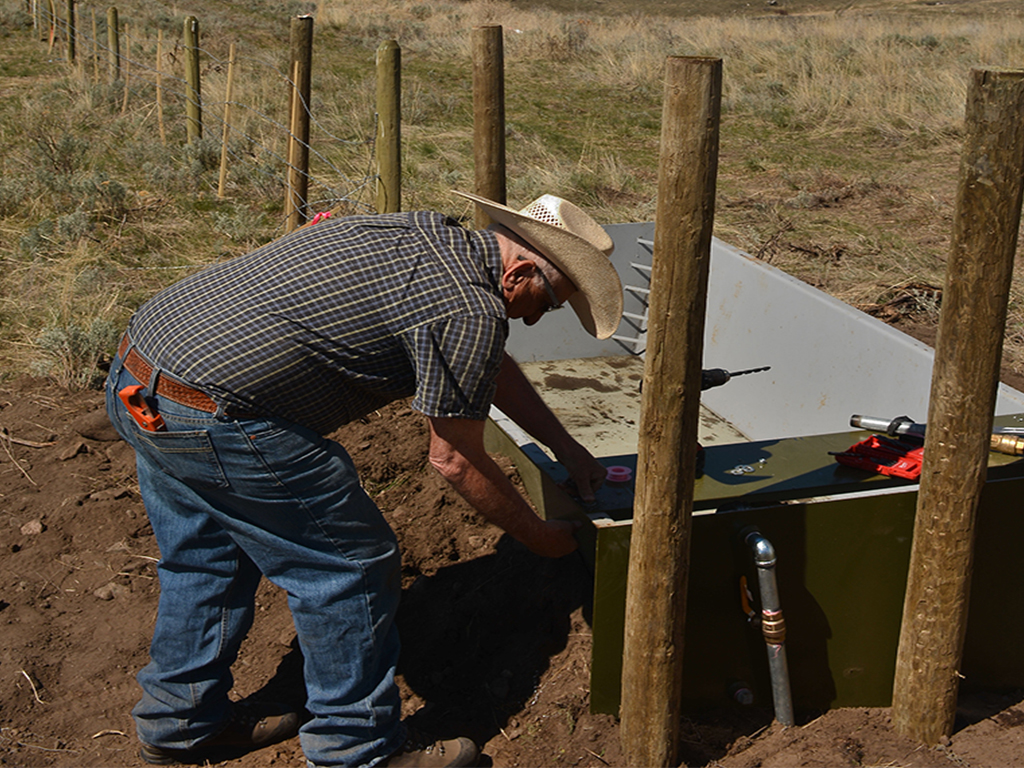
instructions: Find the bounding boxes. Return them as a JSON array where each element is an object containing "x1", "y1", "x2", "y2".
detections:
[{"x1": 40, "y1": 9, "x2": 380, "y2": 233}]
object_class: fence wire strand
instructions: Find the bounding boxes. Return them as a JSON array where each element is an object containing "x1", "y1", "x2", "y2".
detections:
[{"x1": 43, "y1": 10, "x2": 379, "y2": 234}]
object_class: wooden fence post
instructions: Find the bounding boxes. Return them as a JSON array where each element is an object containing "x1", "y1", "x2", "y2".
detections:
[
  {"x1": 106, "y1": 6, "x2": 119, "y2": 83},
  {"x1": 155, "y1": 30, "x2": 166, "y2": 145},
  {"x1": 375, "y1": 39, "x2": 401, "y2": 214},
  {"x1": 284, "y1": 62, "x2": 301, "y2": 230},
  {"x1": 120, "y1": 23, "x2": 130, "y2": 113},
  {"x1": 65, "y1": 0, "x2": 74, "y2": 63},
  {"x1": 42, "y1": 0, "x2": 50, "y2": 41},
  {"x1": 46, "y1": 0, "x2": 56, "y2": 52},
  {"x1": 471, "y1": 24, "x2": 505, "y2": 227},
  {"x1": 892, "y1": 68, "x2": 1024, "y2": 745},
  {"x1": 184, "y1": 16, "x2": 202, "y2": 143},
  {"x1": 217, "y1": 43, "x2": 237, "y2": 199},
  {"x1": 620, "y1": 55, "x2": 722, "y2": 768},
  {"x1": 285, "y1": 14, "x2": 313, "y2": 230},
  {"x1": 91, "y1": 8, "x2": 98, "y2": 81}
]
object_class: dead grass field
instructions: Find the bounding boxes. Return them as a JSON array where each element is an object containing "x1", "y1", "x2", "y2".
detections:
[{"x1": 2, "y1": 0, "x2": 1024, "y2": 378}]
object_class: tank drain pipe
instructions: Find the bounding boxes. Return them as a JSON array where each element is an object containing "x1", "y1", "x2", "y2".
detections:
[{"x1": 743, "y1": 527, "x2": 795, "y2": 726}]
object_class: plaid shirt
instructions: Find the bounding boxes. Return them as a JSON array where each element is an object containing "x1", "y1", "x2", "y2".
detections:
[{"x1": 127, "y1": 212, "x2": 508, "y2": 434}]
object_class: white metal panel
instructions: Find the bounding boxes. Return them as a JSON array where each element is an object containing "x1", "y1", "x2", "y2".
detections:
[{"x1": 503, "y1": 222, "x2": 1024, "y2": 442}]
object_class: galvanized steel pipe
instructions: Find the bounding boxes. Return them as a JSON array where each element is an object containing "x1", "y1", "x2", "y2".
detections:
[{"x1": 744, "y1": 528, "x2": 795, "y2": 726}]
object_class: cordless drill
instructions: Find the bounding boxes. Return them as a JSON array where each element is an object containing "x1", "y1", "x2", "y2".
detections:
[
  {"x1": 639, "y1": 366, "x2": 772, "y2": 478},
  {"x1": 696, "y1": 366, "x2": 771, "y2": 476},
  {"x1": 702, "y1": 366, "x2": 771, "y2": 390}
]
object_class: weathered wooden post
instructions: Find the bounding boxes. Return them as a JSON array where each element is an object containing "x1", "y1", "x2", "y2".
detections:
[
  {"x1": 284, "y1": 61, "x2": 301, "y2": 231},
  {"x1": 892, "y1": 68, "x2": 1024, "y2": 745},
  {"x1": 284, "y1": 15, "x2": 313, "y2": 231},
  {"x1": 155, "y1": 30, "x2": 166, "y2": 145},
  {"x1": 46, "y1": 0, "x2": 55, "y2": 51},
  {"x1": 65, "y1": 0, "x2": 74, "y2": 63},
  {"x1": 471, "y1": 24, "x2": 505, "y2": 227},
  {"x1": 375, "y1": 39, "x2": 401, "y2": 214},
  {"x1": 120, "y1": 23, "x2": 130, "y2": 113},
  {"x1": 91, "y1": 8, "x2": 98, "y2": 81},
  {"x1": 184, "y1": 16, "x2": 202, "y2": 143},
  {"x1": 620, "y1": 55, "x2": 722, "y2": 767},
  {"x1": 217, "y1": 43, "x2": 237, "y2": 199},
  {"x1": 106, "y1": 7, "x2": 119, "y2": 83}
]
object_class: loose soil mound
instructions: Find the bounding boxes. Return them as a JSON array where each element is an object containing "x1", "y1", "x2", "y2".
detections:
[{"x1": 1, "y1": 375, "x2": 1022, "y2": 767}]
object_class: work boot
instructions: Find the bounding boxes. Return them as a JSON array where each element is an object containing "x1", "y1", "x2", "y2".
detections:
[
  {"x1": 380, "y1": 727, "x2": 479, "y2": 767},
  {"x1": 138, "y1": 702, "x2": 302, "y2": 765}
]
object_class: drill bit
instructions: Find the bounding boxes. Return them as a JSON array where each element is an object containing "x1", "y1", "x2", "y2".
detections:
[{"x1": 702, "y1": 366, "x2": 771, "y2": 390}]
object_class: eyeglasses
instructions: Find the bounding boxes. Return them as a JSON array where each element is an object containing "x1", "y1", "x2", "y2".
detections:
[
  {"x1": 535, "y1": 267, "x2": 564, "y2": 313},
  {"x1": 519, "y1": 256, "x2": 563, "y2": 313}
]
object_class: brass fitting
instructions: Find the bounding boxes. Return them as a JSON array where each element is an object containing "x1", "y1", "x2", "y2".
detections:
[
  {"x1": 991, "y1": 434, "x2": 1024, "y2": 456},
  {"x1": 761, "y1": 609, "x2": 786, "y2": 645}
]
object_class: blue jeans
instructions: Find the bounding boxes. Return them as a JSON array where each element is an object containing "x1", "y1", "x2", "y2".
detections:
[{"x1": 106, "y1": 354, "x2": 404, "y2": 767}]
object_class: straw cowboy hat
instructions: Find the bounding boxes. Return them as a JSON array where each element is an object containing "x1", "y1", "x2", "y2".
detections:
[{"x1": 453, "y1": 190, "x2": 624, "y2": 339}]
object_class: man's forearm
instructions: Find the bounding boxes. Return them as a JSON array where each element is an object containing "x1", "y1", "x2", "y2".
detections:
[
  {"x1": 427, "y1": 415, "x2": 579, "y2": 558},
  {"x1": 433, "y1": 442, "x2": 546, "y2": 545},
  {"x1": 491, "y1": 353, "x2": 608, "y2": 501},
  {"x1": 491, "y1": 352, "x2": 581, "y2": 460}
]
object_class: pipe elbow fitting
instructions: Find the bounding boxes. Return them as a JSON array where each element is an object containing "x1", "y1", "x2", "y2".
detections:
[{"x1": 744, "y1": 529, "x2": 777, "y2": 568}]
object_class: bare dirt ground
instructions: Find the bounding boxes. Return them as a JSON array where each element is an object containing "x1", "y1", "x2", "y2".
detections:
[{"x1": 2, "y1": 368, "x2": 1024, "y2": 768}]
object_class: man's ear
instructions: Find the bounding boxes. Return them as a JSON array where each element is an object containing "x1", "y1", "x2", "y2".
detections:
[{"x1": 501, "y1": 259, "x2": 535, "y2": 290}]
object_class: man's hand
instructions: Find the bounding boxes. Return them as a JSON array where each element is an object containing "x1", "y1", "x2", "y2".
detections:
[
  {"x1": 523, "y1": 518, "x2": 583, "y2": 558},
  {"x1": 428, "y1": 415, "x2": 581, "y2": 559},
  {"x1": 555, "y1": 440, "x2": 607, "y2": 504}
]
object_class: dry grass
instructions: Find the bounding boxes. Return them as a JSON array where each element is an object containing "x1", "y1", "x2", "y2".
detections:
[
  {"x1": 3, "y1": 0, "x2": 1024, "y2": 382},
  {"x1": 322, "y1": 0, "x2": 1024, "y2": 137}
]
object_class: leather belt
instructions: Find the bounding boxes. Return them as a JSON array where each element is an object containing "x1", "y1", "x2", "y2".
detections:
[{"x1": 117, "y1": 334, "x2": 220, "y2": 414}]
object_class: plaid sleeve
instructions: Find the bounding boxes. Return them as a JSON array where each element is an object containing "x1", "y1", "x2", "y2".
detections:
[{"x1": 404, "y1": 316, "x2": 507, "y2": 420}]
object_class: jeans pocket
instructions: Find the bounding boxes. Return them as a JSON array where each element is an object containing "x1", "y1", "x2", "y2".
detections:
[
  {"x1": 242, "y1": 419, "x2": 336, "y2": 471},
  {"x1": 133, "y1": 427, "x2": 229, "y2": 491}
]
